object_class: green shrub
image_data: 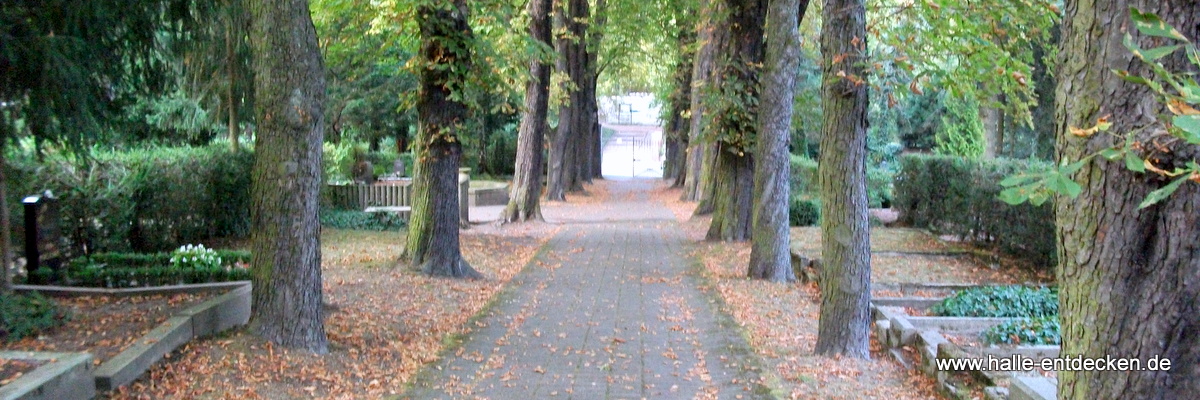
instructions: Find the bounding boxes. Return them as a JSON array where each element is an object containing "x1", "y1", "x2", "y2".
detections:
[
  {"x1": 867, "y1": 167, "x2": 895, "y2": 208},
  {"x1": 930, "y1": 286, "x2": 1058, "y2": 318},
  {"x1": 789, "y1": 196, "x2": 820, "y2": 226},
  {"x1": 5, "y1": 144, "x2": 253, "y2": 254},
  {"x1": 1, "y1": 292, "x2": 70, "y2": 341},
  {"x1": 789, "y1": 155, "x2": 819, "y2": 195},
  {"x1": 320, "y1": 209, "x2": 406, "y2": 231},
  {"x1": 893, "y1": 154, "x2": 1055, "y2": 267},
  {"x1": 69, "y1": 250, "x2": 251, "y2": 271},
  {"x1": 984, "y1": 316, "x2": 1061, "y2": 346},
  {"x1": 790, "y1": 155, "x2": 893, "y2": 207}
]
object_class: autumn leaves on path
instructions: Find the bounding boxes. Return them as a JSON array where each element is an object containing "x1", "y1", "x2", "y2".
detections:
[{"x1": 405, "y1": 180, "x2": 772, "y2": 399}]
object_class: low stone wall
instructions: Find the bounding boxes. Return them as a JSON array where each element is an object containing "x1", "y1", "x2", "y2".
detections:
[
  {"x1": 93, "y1": 284, "x2": 251, "y2": 391},
  {"x1": 0, "y1": 352, "x2": 95, "y2": 400},
  {"x1": 11, "y1": 282, "x2": 252, "y2": 394},
  {"x1": 468, "y1": 181, "x2": 509, "y2": 207}
]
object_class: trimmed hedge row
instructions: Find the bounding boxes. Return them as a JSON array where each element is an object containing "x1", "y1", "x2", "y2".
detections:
[
  {"x1": 7, "y1": 145, "x2": 253, "y2": 254},
  {"x1": 787, "y1": 155, "x2": 894, "y2": 226},
  {"x1": 26, "y1": 250, "x2": 255, "y2": 288},
  {"x1": 893, "y1": 154, "x2": 1055, "y2": 268}
]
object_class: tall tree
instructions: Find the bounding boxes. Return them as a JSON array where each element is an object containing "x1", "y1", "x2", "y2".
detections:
[
  {"x1": 705, "y1": 0, "x2": 766, "y2": 241},
  {"x1": 400, "y1": 0, "x2": 483, "y2": 279},
  {"x1": 748, "y1": 0, "x2": 808, "y2": 281},
  {"x1": 247, "y1": 0, "x2": 330, "y2": 352},
  {"x1": 814, "y1": 0, "x2": 871, "y2": 358},
  {"x1": 1, "y1": 0, "x2": 183, "y2": 292},
  {"x1": 1054, "y1": 1, "x2": 1199, "y2": 398},
  {"x1": 502, "y1": 0, "x2": 553, "y2": 222}
]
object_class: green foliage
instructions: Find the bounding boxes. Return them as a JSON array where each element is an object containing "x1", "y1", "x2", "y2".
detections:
[
  {"x1": 984, "y1": 316, "x2": 1061, "y2": 346},
  {"x1": 1002, "y1": 8, "x2": 1200, "y2": 209},
  {"x1": 895, "y1": 154, "x2": 1055, "y2": 267},
  {"x1": 5, "y1": 144, "x2": 254, "y2": 254},
  {"x1": 320, "y1": 209, "x2": 407, "y2": 231},
  {"x1": 789, "y1": 196, "x2": 821, "y2": 227},
  {"x1": 789, "y1": 155, "x2": 819, "y2": 195},
  {"x1": 934, "y1": 95, "x2": 986, "y2": 158},
  {"x1": 867, "y1": 0, "x2": 1059, "y2": 125},
  {"x1": 790, "y1": 155, "x2": 893, "y2": 208},
  {"x1": 931, "y1": 285, "x2": 1058, "y2": 318},
  {"x1": 0, "y1": 293, "x2": 70, "y2": 342},
  {"x1": 0, "y1": 0, "x2": 188, "y2": 147}
]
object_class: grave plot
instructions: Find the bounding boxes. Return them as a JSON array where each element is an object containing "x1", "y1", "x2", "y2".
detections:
[{"x1": 872, "y1": 286, "x2": 1060, "y2": 400}]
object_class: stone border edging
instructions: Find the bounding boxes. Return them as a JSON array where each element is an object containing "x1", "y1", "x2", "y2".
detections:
[
  {"x1": 13, "y1": 281, "x2": 251, "y2": 298},
  {"x1": 92, "y1": 283, "x2": 251, "y2": 391},
  {"x1": 0, "y1": 351, "x2": 95, "y2": 400}
]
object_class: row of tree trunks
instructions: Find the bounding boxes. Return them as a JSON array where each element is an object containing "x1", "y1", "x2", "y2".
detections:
[
  {"x1": 748, "y1": 0, "x2": 808, "y2": 282},
  {"x1": 703, "y1": 0, "x2": 766, "y2": 241},
  {"x1": 401, "y1": 1, "x2": 482, "y2": 280},
  {"x1": 1054, "y1": 0, "x2": 1199, "y2": 398},
  {"x1": 246, "y1": 0, "x2": 329, "y2": 353},
  {"x1": 545, "y1": 0, "x2": 589, "y2": 199},
  {"x1": 681, "y1": 0, "x2": 725, "y2": 203},
  {"x1": 502, "y1": 0, "x2": 552, "y2": 223},
  {"x1": 814, "y1": 0, "x2": 871, "y2": 358},
  {"x1": 662, "y1": 29, "x2": 695, "y2": 186}
]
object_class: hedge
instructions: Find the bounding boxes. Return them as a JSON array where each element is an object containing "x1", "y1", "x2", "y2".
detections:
[
  {"x1": 893, "y1": 154, "x2": 1055, "y2": 267},
  {"x1": 6, "y1": 145, "x2": 253, "y2": 254},
  {"x1": 1, "y1": 292, "x2": 69, "y2": 341},
  {"x1": 789, "y1": 155, "x2": 894, "y2": 209}
]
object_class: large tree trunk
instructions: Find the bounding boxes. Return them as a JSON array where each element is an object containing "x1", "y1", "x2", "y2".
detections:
[
  {"x1": 704, "y1": 0, "x2": 765, "y2": 240},
  {"x1": 705, "y1": 146, "x2": 754, "y2": 241},
  {"x1": 247, "y1": 0, "x2": 329, "y2": 353},
  {"x1": 502, "y1": 0, "x2": 552, "y2": 223},
  {"x1": 401, "y1": 1, "x2": 482, "y2": 280},
  {"x1": 748, "y1": 0, "x2": 807, "y2": 282},
  {"x1": 814, "y1": 0, "x2": 870, "y2": 359},
  {"x1": 1055, "y1": 1, "x2": 1200, "y2": 398}
]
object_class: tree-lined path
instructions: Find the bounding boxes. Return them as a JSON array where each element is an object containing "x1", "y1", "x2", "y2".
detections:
[{"x1": 405, "y1": 177, "x2": 771, "y2": 399}]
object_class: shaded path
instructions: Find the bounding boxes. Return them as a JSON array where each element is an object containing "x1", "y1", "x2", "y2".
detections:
[{"x1": 404, "y1": 180, "x2": 772, "y2": 399}]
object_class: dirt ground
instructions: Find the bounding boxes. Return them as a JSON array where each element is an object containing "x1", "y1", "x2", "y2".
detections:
[{"x1": 1, "y1": 293, "x2": 214, "y2": 364}]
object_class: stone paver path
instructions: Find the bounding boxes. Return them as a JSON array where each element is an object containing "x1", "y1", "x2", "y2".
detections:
[{"x1": 403, "y1": 180, "x2": 771, "y2": 399}]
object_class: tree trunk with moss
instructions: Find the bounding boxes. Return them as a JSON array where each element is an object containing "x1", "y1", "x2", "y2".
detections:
[
  {"x1": 748, "y1": 0, "x2": 807, "y2": 281},
  {"x1": 247, "y1": 0, "x2": 329, "y2": 353},
  {"x1": 401, "y1": 1, "x2": 482, "y2": 280},
  {"x1": 814, "y1": 0, "x2": 870, "y2": 359},
  {"x1": 1055, "y1": 1, "x2": 1200, "y2": 398},
  {"x1": 704, "y1": 0, "x2": 765, "y2": 240},
  {"x1": 503, "y1": 0, "x2": 552, "y2": 223}
]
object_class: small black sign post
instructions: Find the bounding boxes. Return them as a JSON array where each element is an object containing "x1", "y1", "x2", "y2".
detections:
[{"x1": 23, "y1": 191, "x2": 63, "y2": 283}]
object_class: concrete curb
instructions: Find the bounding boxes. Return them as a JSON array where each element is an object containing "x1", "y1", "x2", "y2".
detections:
[
  {"x1": 0, "y1": 352, "x2": 95, "y2": 400},
  {"x1": 93, "y1": 283, "x2": 252, "y2": 391},
  {"x1": 13, "y1": 281, "x2": 250, "y2": 298}
]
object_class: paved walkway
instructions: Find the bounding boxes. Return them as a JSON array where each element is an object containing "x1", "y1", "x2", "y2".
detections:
[{"x1": 403, "y1": 180, "x2": 771, "y2": 399}]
